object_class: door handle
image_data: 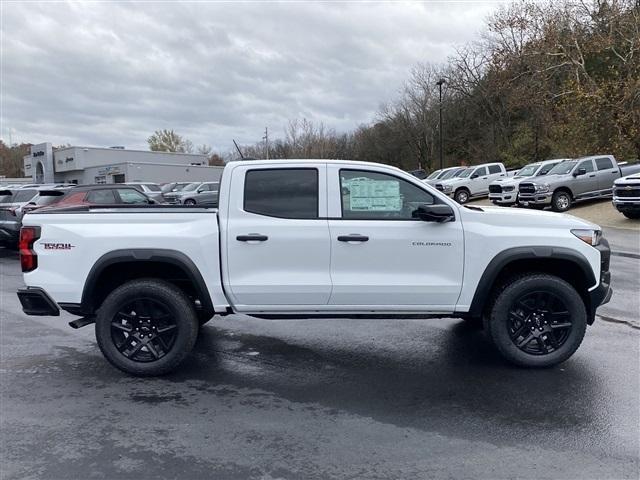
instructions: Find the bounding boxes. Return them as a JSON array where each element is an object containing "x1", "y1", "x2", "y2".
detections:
[
  {"x1": 236, "y1": 234, "x2": 268, "y2": 242},
  {"x1": 337, "y1": 234, "x2": 369, "y2": 242},
  {"x1": 589, "y1": 174, "x2": 596, "y2": 177}
]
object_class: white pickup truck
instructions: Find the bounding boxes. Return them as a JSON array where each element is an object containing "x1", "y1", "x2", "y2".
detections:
[{"x1": 18, "y1": 160, "x2": 612, "y2": 376}]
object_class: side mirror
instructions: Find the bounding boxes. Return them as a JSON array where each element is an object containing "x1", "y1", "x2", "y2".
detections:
[
  {"x1": 573, "y1": 168, "x2": 587, "y2": 177},
  {"x1": 414, "y1": 204, "x2": 455, "y2": 223},
  {"x1": 471, "y1": 173, "x2": 479, "y2": 179}
]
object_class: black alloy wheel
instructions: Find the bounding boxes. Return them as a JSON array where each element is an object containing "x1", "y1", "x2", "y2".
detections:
[
  {"x1": 507, "y1": 291, "x2": 572, "y2": 355},
  {"x1": 111, "y1": 298, "x2": 178, "y2": 362}
]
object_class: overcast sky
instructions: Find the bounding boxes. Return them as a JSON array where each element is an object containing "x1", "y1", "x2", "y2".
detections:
[{"x1": 1, "y1": 1, "x2": 501, "y2": 152}]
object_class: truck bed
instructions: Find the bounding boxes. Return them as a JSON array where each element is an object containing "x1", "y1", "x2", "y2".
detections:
[{"x1": 21, "y1": 207, "x2": 228, "y2": 311}]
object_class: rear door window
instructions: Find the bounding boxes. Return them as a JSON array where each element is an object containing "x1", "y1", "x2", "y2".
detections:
[
  {"x1": 244, "y1": 169, "x2": 318, "y2": 219},
  {"x1": 487, "y1": 165, "x2": 502, "y2": 174},
  {"x1": 86, "y1": 189, "x2": 117, "y2": 204},
  {"x1": 595, "y1": 158, "x2": 614, "y2": 171}
]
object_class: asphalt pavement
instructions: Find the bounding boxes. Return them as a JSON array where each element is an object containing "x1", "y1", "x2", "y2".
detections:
[{"x1": 1, "y1": 248, "x2": 639, "y2": 480}]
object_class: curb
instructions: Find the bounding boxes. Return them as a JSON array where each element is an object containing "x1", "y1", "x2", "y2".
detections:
[{"x1": 611, "y1": 251, "x2": 640, "y2": 260}]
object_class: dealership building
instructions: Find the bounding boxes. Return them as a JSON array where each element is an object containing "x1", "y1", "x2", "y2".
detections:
[{"x1": 23, "y1": 143, "x2": 224, "y2": 185}]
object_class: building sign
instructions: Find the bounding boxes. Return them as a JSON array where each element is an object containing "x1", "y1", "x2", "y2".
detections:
[{"x1": 97, "y1": 165, "x2": 122, "y2": 176}]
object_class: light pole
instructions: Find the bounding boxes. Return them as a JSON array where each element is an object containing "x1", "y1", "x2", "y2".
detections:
[{"x1": 436, "y1": 79, "x2": 445, "y2": 170}]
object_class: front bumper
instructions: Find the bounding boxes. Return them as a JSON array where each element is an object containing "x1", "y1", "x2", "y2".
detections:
[
  {"x1": 588, "y1": 238, "x2": 612, "y2": 323},
  {"x1": 489, "y1": 193, "x2": 517, "y2": 204},
  {"x1": 612, "y1": 198, "x2": 640, "y2": 212},
  {"x1": 17, "y1": 287, "x2": 60, "y2": 316},
  {"x1": 518, "y1": 192, "x2": 552, "y2": 206}
]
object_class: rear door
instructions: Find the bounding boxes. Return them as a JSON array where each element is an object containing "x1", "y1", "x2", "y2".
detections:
[
  {"x1": 224, "y1": 164, "x2": 332, "y2": 309},
  {"x1": 594, "y1": 157, "x2": 618, "y2": 193},
  {"x1": 326, "y1": 165, "x2": 464, "y2": 310}
]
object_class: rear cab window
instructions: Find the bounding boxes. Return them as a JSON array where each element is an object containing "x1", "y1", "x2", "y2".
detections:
[{"x1": 244, "y1": 168, "x2": 318, "y2": 219}]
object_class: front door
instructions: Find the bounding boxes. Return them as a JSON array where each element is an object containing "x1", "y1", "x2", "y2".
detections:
[
  {"x1": 327, "y1": 166, "x2": 464, "y2": 310},
  {"x1": 224, "y1": 165, "x2": 332, "y2": 309},
  {"x1": 573, "y1": 159, "x2": 599, "y2": 197}
]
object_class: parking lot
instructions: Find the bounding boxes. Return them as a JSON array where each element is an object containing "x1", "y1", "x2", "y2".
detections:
[{"x1": 1, "y1": 198, "x2": 638, "y2": 480}]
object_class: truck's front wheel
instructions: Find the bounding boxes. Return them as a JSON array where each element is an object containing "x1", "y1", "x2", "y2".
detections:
[
  {"x1": 487, "y1": 274, "x2": 587, "y2": 368},
  {"x1": 95, "y1": 279, "x2": 199, "y2": 376}
]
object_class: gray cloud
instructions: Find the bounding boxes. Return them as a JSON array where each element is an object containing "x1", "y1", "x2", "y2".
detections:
[{"x1": 1, "y1": 1, "x2": 499, "y2": 151}]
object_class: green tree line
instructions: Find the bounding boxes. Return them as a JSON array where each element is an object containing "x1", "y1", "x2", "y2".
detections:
[{"x1": 237, "y1": 0, "x2": 640, "y2": 171}]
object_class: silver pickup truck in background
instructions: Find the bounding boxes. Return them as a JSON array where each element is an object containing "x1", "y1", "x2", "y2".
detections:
[
  {"x1": 488, "y1": 159, "x2": 567, "y2": 206},
  {"x1": 518, "y1": 155, "x2": 640, "y2": 212}
]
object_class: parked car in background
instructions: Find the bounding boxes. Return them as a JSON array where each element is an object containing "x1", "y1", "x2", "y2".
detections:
[
  {"x1": 489, "y1": 159, "x2": 568, "y2": 206},
  {"x1": 50, "y1": 185, "x2": 155, "y2": 210},
  {"x1": 160, "y1": 182, "x2": 191, "y2": 194},
  {"x1": 518, "y1": 155, "x2": 640, "y2": 212},
  {"x1": 435, "y1": 162, "x2": 508, "y2": 203},
  {"x1": 612, "y1": 173, "x2": 640, "y2": 219},
  {"x1": 125, "y1": 182, "x2": 165, "y2": 203},
  {"x1": 0, "y1": 187, "x2": 67, "y2": 248},
  {"x1": 179, "y1": 181, "x2": 220, "y2": 205},
  {"x1": 424, "y1": 166, "x2": 467, "y2": 186},
  {"x1": 20, "y1": 189, "x2": 69, "y2": 215},
  {"x1": 163, "y1": 182, "x2": 202, "y2": 204}
]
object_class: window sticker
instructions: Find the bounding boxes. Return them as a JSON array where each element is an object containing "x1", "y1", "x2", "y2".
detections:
[{"x1": 348, "y1": 178, "x2": 402, "y2": 211}]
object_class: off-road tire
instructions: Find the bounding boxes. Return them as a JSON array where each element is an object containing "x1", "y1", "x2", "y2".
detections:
[
  {"x1": 95, "y1": 279, "x2": 199, "y2": 376},
  {"x1": 487, "y1": 273, "x2": 587, "y2": 368}
]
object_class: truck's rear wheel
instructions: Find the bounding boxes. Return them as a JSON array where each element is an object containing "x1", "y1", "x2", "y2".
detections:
[
  {"x1": 95, "y1": 279, "x2": 199, "y2": 376},
  {"x1": 487, "y1": 274, "x2": 586, "y2": 367}
]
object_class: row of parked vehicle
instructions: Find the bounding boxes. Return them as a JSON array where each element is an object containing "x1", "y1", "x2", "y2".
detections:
[
  {"x1": 0, "y1": 181, "x2": 221, "y2": 248},
  {"x1": 422, "y1": 155, "x2": 640, "y2": 217}
]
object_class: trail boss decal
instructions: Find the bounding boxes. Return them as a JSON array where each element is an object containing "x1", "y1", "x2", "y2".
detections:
[{"x1": 43, "y1": 243, "x2": 75, "y2": 250}]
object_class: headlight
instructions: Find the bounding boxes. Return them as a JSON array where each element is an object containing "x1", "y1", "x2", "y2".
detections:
[
  {"x1": 534, "y1": 184, "x2": 550, "y2": 193},
  {"x1": 571, "y1": 229, "x2": 602, "y2": 246},
  {"x1": 443, "y1": 185, "x2": 453, "y2": 192}
]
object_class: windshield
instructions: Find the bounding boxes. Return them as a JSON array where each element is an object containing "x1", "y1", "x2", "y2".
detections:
[
  {"x1": 441, "y1": 168, "x2": 460, "y2": 180},
  {"x1": 548, "y1": 160, "x2": 577, "y2": 175},
  {"x1": 452, "y1": 168, "x2": 468, "y2": 178},
  {"x1": 181, "y1": 183, "x2": 201, "y2": 192},
  {"x1": 144, "y1": 184, "x2": 161, "y2": 192},
  {"x1": 457, "y1": 169, "x2": 473, "y2": 178},
  {"x1": 516, "y1": 164, "x2": 540, "y2": 177},
  {"x1": 427, "y1": 169, "x2": 442, "y2": 179},
  {"x1": 13, "y1": 189, "x2": 37, "y2": 203}
]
